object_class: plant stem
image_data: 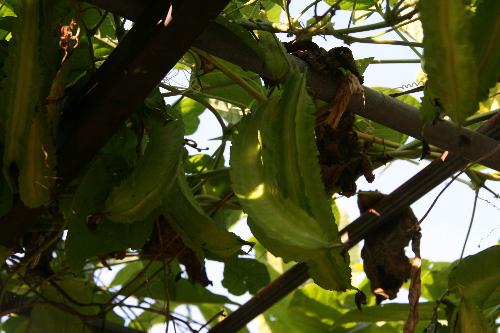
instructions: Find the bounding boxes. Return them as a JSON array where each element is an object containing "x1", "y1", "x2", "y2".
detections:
[
  {"x1": 370, "y1": 59, "x2": 421, "y2": 64},
  {"x1": 459, "y1": 189, "x2": 479, "y2": 260},
  {"x1": 356, "y1": 131, "x2": 402, "y2": 149},
  {"x1": 334, "y1": 34, "x2": 422, "y2": 47},
  {"x1": 374, "y1": 4, "x2": 422, "y2": 57},
  {"x1": 193, "y1": 47, "x2": 267, "y2": 102},
  {"x1": 187, "y1": 167, "x2": 230, "y2": 180},
  {"x1": 235, "y1": 8, "x2": 418, "y2": 37}
]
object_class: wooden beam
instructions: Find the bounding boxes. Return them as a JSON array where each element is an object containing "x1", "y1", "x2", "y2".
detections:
[
  {"x1": 0, "y1": 0, "x2": 230, "y2": 247},
  {"x1": 84, "y1": 0, "x2": 499, "y2": 171},
  {"x1": 58, "y1": 0, "x2": 231, "y2": 181}
]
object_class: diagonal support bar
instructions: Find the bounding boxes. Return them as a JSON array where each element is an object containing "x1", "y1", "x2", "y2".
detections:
[{"x1": 208, "y1": 113, "x2": 499, "y2": 332}]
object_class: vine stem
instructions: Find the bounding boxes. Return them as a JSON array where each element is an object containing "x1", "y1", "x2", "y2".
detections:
[
  {"x1": 459, "y1": 189, "x2": 480, "y2": 261},
  {"x1": 235, "y1": 8, "x2": 418, "y2": 36},
  {"x1": 370, "y1": 59, "x2": 421, "y2": 64},
  {"x1": 334, "y1": 34, "x2": 422, "y2": 47},
  {"x1": 355, "y1": 131, "x2": 402, "y2": 149},
  {"x1": 192, "y1": 47, "x2": 267, "y2": 102},
  {"x1": 373, "y1": 3, "x2": 422, "y2": 58}
]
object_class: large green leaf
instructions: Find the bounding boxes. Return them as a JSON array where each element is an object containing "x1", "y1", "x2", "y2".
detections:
[
  {"x1": 448, "y1": 246, "x2": 500, "y2": 309},
  {"x1": 471, "y1": 0, "x2": 500, "y2": 101},
  {"x1": 18, "y1": 111, "x2": 56, "y2": 207},
  {"x1": 80, "y1": 5, "x2": 117, "y2": 60},
  {"x1": 447, "y1": 247, "x2": 499, "y2": 333},
  {"x1": 104, "y1": 114, "x2": 184, "y2": 223},
  {"x1": 110, "y1": 261, "x2": 144, "y2": 287},
  {"x1": 174, "y1": 97, "x2": 205, "y2": 135},
  {"x1": 230, "y1": 72, "x2": 350, "y2": 291},
  {"x1": 1, "y1": 0, "x2": 87, "y2": 206},
  {"x1": 190, "y1": 56, "x2": 263, "y2": 123},
  {"x1": 28, "y1": 304, "x2": 90, "y2": 333},
  {"x1": 110, "y1": 261, "x2": 232, "y2": 304},
  {"x1": 452, "y1": 298, "x2": 495, "y2": 333},
  {"x1": 64, "y1": 128, "x2": 153, "y2": 270},
  {"x1": 163, "y1": 171, "x2": 246, "y2": 259},
  {"x1": 222, "y1": 257, "x2": 270, "y2": 295},
  {"x1": 40, "y1": 277, "x2": 108, "y2": 316},
  {"x1": 1, "y1": 0, "x2": 41, "y2": 190},
  {"x1": 1, "y1": 316, "x2": 28, "y2": 333},
  {"x1": 420, "y1": 0, "x2": 478, "y2": 124},
  {"x1": 0, "y1": 15, "x2": 16, "y2": 32},
  {"x1": 419, "y1": 260, "x2": 453, "y2": 301},
  {"x1": 335, "y1": 302, "x2": 443, "y2": 325},
  {"x1": 129, "y1": 306, "x2": 165, "y2": 331},
  {"x1": 2, "y1": 312, "x2": 121, "y2": 333},
  {"x1": 288, "y1": 284, "x2": 344, "y2": 328},
  {"x1": 254, "y1": 28, "x2": 291, "y2": 81}
]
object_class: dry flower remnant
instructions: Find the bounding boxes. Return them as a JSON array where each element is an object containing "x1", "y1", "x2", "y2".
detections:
[
  {"x1": 284, "y1": 41, "x2": 374, "y2": 196},
  {"x1": 59, "y1": 19, "x2": 80, "y2": 63},
  {"x1": 357, "y1": 191, "x2": 421, "y2": 304}
]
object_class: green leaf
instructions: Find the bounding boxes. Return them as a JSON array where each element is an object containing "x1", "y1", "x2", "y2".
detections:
[
  {"x1": 232, "y1": 107, "x2": 331, "y2": 251},
  {"x1": 356, "y1": 57, "x2": 374, "y2": 75},
  {"x1": 356, "y1": 87, "x2": 420, "y2": 147},
  {"x1": 163, "y1": 171, "x2": 246, "y2": 259},
  {"x1": 112, "y1": 261, "x2": 233, "y2": 304},
  {"x1": 419, "y1": 260, "x2": 453, "y2": 301},
  {"x1": 0, "y1": 16, "x2": 16, "y2": 32},
  {"x1": 0, "y1": 1, "x2": 19, "y2": 15},
  {"x1": 174, "y1": 97, "x2": 205, "y2": 135},
  {"x1": 66, "y1": 217, "x2": 154, "y2": 271},
  {"x1": 1, "y1": 0, "x2": 41, "y2": 189},
  {"x1": 452, "y1": 298, "x2": 496, "y2": 333},
  {"x1": 471, "y1": 0, "x2": 500, "y2": 101},
  {"x1": 201, "y1": 154, "x2": 232, "y2": 198},
  {"x1": 332, "y1": 0, "x2": 375, "y2": 10},
  {"x1": 129, "y1": 306, "x2": 165, "y2": 331},
  {"x1": 255, "y1": 29, "x2": 291, "y2": 81},
  {"x1": 190, "y1": 55, "x2": 263, "y2": 121},
  {"x1": 18, "y1": 111, "x2": 56, "y2": 207},
  {"x1": 230, "y1": 72, "x2": 350, "y2": 290},
  {"x1": 40, "y1": 277, "x2": 107, "y2": 316},
  {"x1": 448, "y1": 246, "x2": 500, "y2": 308},
  {"x1": 213, "y1": 207, "x2": 242, "y2": 229},
  {"x1": 1, "y1": 316, "x2": 29, "y2": 333},
  {"x1": 80, "y1": 6, "x2": 117, "y2": 59},
  {"x1": 1, "y1": 0, "x2": 84, "y2": 203},
  {"x1": 172, "y1": 279, "x2": 233, "y2": 304},
  {"x1": 30, "y1": 304, "x2": 90, "y2": 333},
  {"x1": 420, "y1": 0, "x2": 478, "y2": 124},
  {"x1": 288, "y1": 284, "x2": 344, "y2": 328},
  {"x1": 222, "y1": 257, "x2": 270, "y2": 295},
  {"x1": 185, "y1": 154, "x2": 212, "y2": 173},
  {"x1": 110, "y1": 261, "x2": 144, "y2": 287},
  {"x1": 336, "y1": 302, "x2": 443, "y2": 325},
  {"x1": 64, "y1": 128, "x2": 153, "y2": 270},
  {"x1": 329, "y1": 0, "x2": 377, "y2": 23},
  {"x1": 264, "y1": 1, "x2": 282, "y2": 22},
  {"x1": 104, "y1": 114, "x2": 184, "y2": 223},
  {"x1": 214, "y1": 16, "x2": 258, "y2": 55}
]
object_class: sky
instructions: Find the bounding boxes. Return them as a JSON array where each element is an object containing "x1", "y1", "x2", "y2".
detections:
[{"x1": 128, "y1": 2, "x2": 499, "y2": 331}]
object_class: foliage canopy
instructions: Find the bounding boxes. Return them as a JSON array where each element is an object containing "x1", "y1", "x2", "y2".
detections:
[{"x1": 0, "y1": 0, "x2": 498, "y2": 332}]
